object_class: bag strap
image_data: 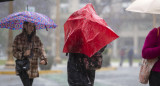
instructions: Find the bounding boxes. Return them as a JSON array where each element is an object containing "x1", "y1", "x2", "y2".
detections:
[{"x1": 29, "y1": 42, "x2": 34, "y2": 58}]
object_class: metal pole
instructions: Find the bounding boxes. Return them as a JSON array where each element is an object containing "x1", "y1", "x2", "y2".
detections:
[
  {"x1": 5, "y1": 1, "x2": 14, "y2": 68},
  {"x1": 153, "y1": 14, "x2": 156, "y2": 28},
  {"x1": 55, "y1": 0, "x2": 61, "y2": 64}
]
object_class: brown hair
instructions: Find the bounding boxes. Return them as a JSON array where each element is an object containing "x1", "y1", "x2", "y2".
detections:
[{"x1": 22, "y1": 21, "x2": 36, "y2": 42}]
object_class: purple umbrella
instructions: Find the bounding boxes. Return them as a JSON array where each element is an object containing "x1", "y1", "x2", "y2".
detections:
[{"x1": 0, "y1": 11, "x2": 57, "y2": 30}]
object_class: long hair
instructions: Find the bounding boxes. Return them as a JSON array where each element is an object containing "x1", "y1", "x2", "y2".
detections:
[
  {"x1": 22, "y1": 21, "x2": 36, "y2": 42},
  {"x1": 27, "y1": 24, "x2": 36, "y2": 42},
  {"x1": 22, "y1": 21, "x2": 28, "y2": 34}
]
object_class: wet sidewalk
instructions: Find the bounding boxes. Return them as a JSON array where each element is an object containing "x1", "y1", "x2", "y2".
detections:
[
  {"x1": 0, "y1": 62, "x2": 141, "y2": 86},
  {"x1": 0, "y1": 75, "x2": 59, "y2": 86},
  {"x1": 0, "y1": 64, "x2": 64, "y2": 86}
]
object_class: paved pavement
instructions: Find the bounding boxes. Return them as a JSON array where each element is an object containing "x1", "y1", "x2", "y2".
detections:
[
  {"x1": 0, "y1": 62, "x2": 149, "y2": 86},
  {"x1": 0, "y1": 65, "x2": 62, "y2": 86},
  {"x1": 95, "y1": 67, "x2": 149, "y2": 86},
  {"x1": 0, "y1": 75, "x2": 59, "y2": 86}
]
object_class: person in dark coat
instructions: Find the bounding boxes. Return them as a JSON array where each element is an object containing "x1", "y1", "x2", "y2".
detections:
[
  {"x1": 67, "y1": 46, "x2": 106, "y2": 86},
  {"x1": 128, "y1": 48, "x2": 134, "y2": 67}
]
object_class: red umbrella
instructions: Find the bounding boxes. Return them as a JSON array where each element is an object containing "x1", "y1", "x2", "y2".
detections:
[{"x1": 63, "y1": 3, "x2": 119, "y2": 57}]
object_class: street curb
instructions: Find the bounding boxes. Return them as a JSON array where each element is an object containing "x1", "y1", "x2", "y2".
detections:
[
  {"x1": 0, "y1": 70, "x2": 63, "y2": 75},
  {"x1": 40, "y1": 70, "x2": 63, "y2": 74},
  {"x1": 0, "y1": 67, "x2": 116, "y2": 75},
  {"x1": 97, "y1": 67, "x2": 117, "y2": 71}
]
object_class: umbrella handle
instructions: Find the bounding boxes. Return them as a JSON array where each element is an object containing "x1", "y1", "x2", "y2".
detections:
[
  {"x1": 27, "y1": 5, "x2": 28, "y2": 11},
  {"x1": 45, "y1": 25, "x2": 48, "y2": 31}
]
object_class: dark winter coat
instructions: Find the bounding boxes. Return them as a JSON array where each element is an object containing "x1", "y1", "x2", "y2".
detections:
[{"x1": 67, "y1": 46, "x2": 106, "y2": 86}]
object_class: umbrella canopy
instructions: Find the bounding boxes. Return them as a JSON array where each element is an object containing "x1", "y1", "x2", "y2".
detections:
[
  {"x1": 126, "y1": 0, "x2": 160, "y2": 14},
  {"x1": 0, "y1": 11, "x2": 57, "y2": 30},
  {"x1": 63, "y1": 3, "x2": 119, "y2": 57},
  {"x1": 0, "y1": 0, "x2": 13, "y2": 2}
]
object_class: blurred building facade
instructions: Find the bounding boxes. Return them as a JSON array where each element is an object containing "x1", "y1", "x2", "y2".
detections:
[
  {"x1": 52, "y1": 0, "x2": 160, "y2": 58},
  {"x1": 1, "y1": 0, "x2": 160, "y2": 60}
]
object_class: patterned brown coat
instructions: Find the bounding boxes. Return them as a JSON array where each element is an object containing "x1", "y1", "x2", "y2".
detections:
[{"x1": 12, "y1": 31, "x2": 47, "y2": 78}]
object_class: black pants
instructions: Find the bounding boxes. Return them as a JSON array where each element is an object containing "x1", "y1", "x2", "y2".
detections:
[
  {"x1": 149, "y1": 71, "x2": 160, "y2": 86},
  {"x1": 19, "y1": 71, "x2": 34, "y2": 86},
  {"x1": 68, "y1": 53, "x2": 95, "y2": 86}
]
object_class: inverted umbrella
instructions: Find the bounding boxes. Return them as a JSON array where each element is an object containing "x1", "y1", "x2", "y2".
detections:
[
  {"x1": 126, "y1": 0, "x2": 160, "y2": 27},
  {"x1": 0, "y1": 11, "x2": 57, "y2": 30},
  {"x1": 63, "y1": 3, "x2": 119, "y2": 57}
]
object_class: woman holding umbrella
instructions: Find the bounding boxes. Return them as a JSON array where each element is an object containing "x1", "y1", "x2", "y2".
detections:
[
  {"x1": 142, "y1": 27, "x2": 160, "y2": 86},
  {"x1": 12, "y1": 21, "x2": 47, "y2": 86},
  {"x1": 0, "y1": 10, "x2": 56, "y2": 86},
  {"x1": 126, "y1": 0, "x2": 160, "y2": 85}
]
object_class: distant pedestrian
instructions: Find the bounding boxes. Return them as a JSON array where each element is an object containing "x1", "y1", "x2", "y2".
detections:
[
  {"x1": 119, "y1": 48, "x2": 125, "y2": 66},
  {"x1": 127, "y1": 48, "x2": 134, "y2": 67}
]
